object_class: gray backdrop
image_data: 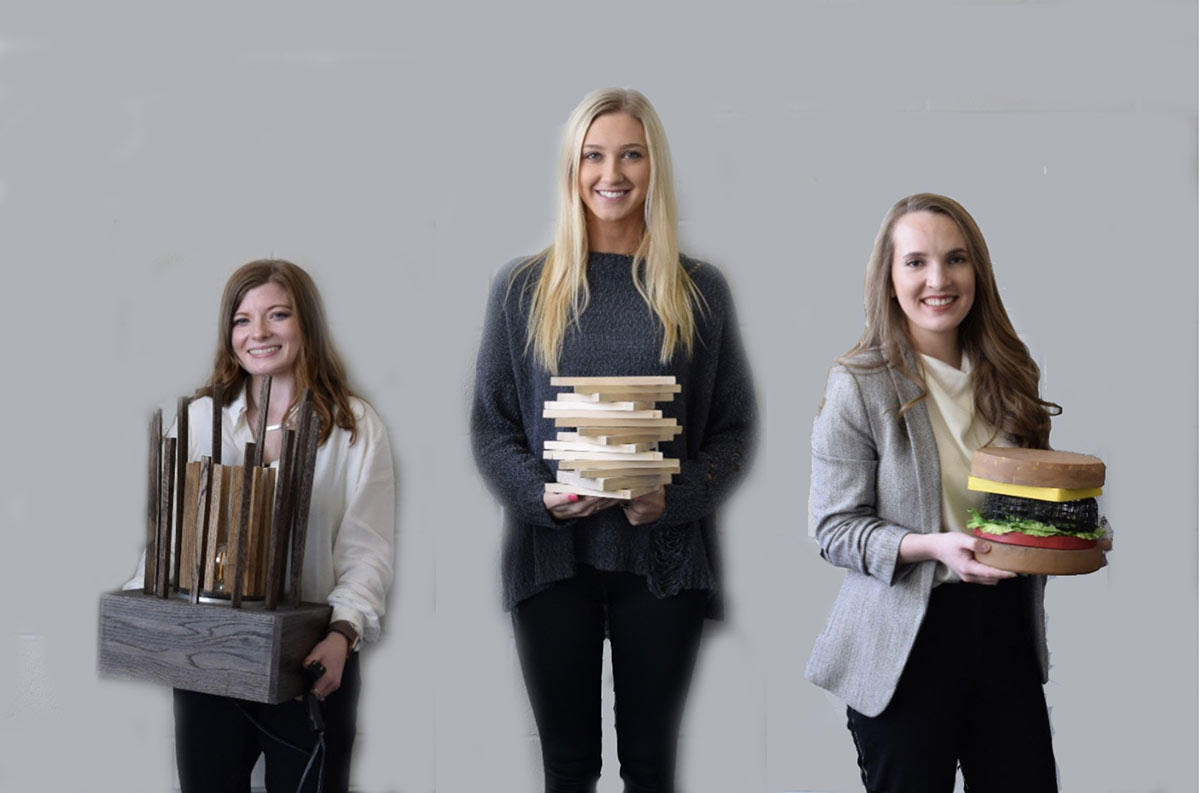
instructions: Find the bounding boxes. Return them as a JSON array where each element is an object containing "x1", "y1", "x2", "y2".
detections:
[{"x1": 2, "y1": 2, "x2": 1194, "y2": 791}]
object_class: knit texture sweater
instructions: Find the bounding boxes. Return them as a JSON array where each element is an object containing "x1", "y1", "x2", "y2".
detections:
[{"x1": 471, "y1": 252, "x2": 756, "y2": 615}]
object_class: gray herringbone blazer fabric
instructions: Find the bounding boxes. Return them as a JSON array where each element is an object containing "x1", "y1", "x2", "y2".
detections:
[{"x1": 805, "y1": 353, "x2": 1048, "y2": 717}]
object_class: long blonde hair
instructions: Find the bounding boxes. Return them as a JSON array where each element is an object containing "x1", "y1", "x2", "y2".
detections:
[
  {"x1": 517, "y1": 88, "x2": 702, "y2": 373},
  {"x1": 842, "y1": 193, "x2": 1060, "y2": 448}
]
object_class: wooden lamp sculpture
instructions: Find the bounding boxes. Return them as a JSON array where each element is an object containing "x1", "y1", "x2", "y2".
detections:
[{"x1": 98, "y1": 378, "x2": 333, "y2": 703}]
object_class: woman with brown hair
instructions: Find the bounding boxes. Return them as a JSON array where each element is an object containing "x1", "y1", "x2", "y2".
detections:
[
  {"x1": 131, "y1": 259, "x2": 395, "y2": 792},
  {"x1": 471, "y1": 88, "x2": 755, "y2": 792},
  {"x1": 805, "y1": 193, "x2": 1107, "y2": 791}
]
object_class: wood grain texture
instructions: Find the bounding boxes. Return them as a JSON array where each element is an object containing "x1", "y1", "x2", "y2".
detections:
[
  {"x1": 550, "y1": 376, "x2": 676, "y2": 386},
  {"x1": 555, "y1": 416, "x2": 679, "y2": 428},
  {"x1": 253, "y1": 375, "x2": 272, "y2": 467},
  {"x1": 545, "y1": 481, "x2": 659, "y2": 500},
  {"x1": 203, "y1": 465, "x2": 230, "y2": 593},
  {"x1": 189, "y1": 458, "x2": 212, "y2": 605},
  {"x1": 247, "y1": 467, "x2": 276, "y2": 597},
  {"x1": 155, "y1": 438, "x2": 176, "y2": 598},
  {"x1": 264, "y1": 428, "x2": 296, "y2": 610},
  {"x1": 210, "y1": 384, "x2": 223, "y2": 466},
  {"x1": 289, "y1": 408, "x2": 321, "y2": 608},
  {"x1": 558, "y1": 459, "x2": 680, "y2": 472},
  {"x1": 173, "y1": 396, "x2": 189, "y2": 589},
  {"x1": 543, "y1": 450, "x2": 664, "y2": 461},
  {"x1": 179, "y1": 462, "x2": 201, "y2": 591},
  {"x1": 570, "y1": 388, "x2": 678, "y2": 401},
  {"x1": 145, "y1": 410, "x2": 162, "y2": 595},
  {"x1": 98, "y1": 591, "x2": 331, "y2": 703},
  {"x1": 230, "y1": 443, "x2": 256, "y2": 608}
]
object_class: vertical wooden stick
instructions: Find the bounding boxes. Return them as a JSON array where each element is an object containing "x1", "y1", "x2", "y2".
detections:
[
  {"x1": 230, "y1": 441, "x2": 256, "y2": 608},
  {"x1": 288, "y1": 408, "x2": 321, "y2": 607},
  {"x1": 264, "y1": 428, "x2": 297, "y2": 610},
  {"x1": 145, "y1": 410, "x2": 162, "y2": 595},
  {"x1": 156, "y1": 438, "x2": 176, "y2": 598},
  {"x1": 190, "y1": 457, "x2": 212, "y2": 605},
  {"x1": 253, "y1": 376, "x2": 272, "y2": 467},
  {"x1": 210, "y1": 384, "x2": 223, "y2": 466},
  {"x1": 172, "y1": 396, "x2": 189, "y2": 590},
  {"x1": 203, "y1": 466, "x2": 228, "y2": 593}
]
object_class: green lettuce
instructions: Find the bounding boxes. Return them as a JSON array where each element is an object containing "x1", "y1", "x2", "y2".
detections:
[{"x1": 967, "y1": 509, "x2": 1108, "y2": 541}]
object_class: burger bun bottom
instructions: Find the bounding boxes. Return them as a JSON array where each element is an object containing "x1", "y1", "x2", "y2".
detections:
[{"x1": 971, "y1": 529, "x2": 1104, "y2": 575}]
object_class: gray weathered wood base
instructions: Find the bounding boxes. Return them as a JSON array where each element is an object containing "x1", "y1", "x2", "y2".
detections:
[{"x1": 98, "y1": 590, "x2": 332, "y2": 704}]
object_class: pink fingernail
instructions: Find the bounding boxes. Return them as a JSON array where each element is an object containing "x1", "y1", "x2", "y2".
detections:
[{"x1": 568, "y1": 494, "x2": 580, "y2": 502}]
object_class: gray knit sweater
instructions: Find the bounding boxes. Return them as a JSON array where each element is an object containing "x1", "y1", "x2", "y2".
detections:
[{"x1": 470, "y1": 252, "x2": 756, "y2": 615}]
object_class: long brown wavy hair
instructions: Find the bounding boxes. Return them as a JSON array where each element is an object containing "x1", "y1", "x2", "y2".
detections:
[
  {"x1": 197, "y1": 259, "x2": 357, "y2": 445},
  {"x1": 841, "y1": 193, "x2": 1060, "y2": 449}
]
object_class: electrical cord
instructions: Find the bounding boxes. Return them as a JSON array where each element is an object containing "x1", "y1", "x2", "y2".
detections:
[{"x1": 231, "y1": 662, "x2": 328, "y2": 793}]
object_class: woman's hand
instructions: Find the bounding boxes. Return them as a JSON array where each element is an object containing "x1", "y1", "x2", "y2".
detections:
[
  {"x1": 543, "y1": 491, "x2": 621, "y2": 520},
  {"x1": 899, "y1": 532, "x2": 1017, "y2": 585},
  {"x1": 622, "y1": 487, "x2": 665, "y2": 526},
  {"x1": 302, "y1": 633, "x2": 350, "y2": 701}
]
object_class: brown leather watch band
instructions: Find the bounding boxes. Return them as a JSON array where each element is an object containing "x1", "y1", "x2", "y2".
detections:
[{"x1": 326, "y1": 620, "x2": 361, "y2": 654}]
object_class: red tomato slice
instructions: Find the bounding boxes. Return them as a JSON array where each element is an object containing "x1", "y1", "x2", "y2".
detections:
[{"x1": 972, "y1": 528, "x2": 1097, "y2": 551}]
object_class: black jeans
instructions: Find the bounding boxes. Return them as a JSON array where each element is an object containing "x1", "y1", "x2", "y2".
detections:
[
  {"x1": 846, "y1": 577, "x2": 1057, "y2": 793},
  {"x1": 512, "y1": 567, "x2": 708, "y2": 793},
  {"x1": 173, "y1": 653, "x2": 361, "y2": 793}
]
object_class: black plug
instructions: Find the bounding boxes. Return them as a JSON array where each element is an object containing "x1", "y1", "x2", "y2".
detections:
[{"x1": 303, "y1": 660, "x2": 327, "y2": 733}]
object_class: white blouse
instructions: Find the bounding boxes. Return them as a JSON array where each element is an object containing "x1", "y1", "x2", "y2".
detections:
[{"x1": 126, "y1": 386, "x2": 396, "y2": 642}]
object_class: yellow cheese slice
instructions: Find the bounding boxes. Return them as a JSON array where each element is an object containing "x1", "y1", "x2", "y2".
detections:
[{"x1": 967, "y1": 476, "x2": 1102, "y2": 503}]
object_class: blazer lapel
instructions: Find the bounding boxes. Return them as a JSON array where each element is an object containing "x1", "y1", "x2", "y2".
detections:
[{"x1": 887, "y1": 362, "x2": 942, "y2": 535}]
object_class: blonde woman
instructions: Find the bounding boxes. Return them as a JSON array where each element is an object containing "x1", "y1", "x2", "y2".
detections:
[{"x1": 471, "y1": 89, "x2": 755, "y2": 792}]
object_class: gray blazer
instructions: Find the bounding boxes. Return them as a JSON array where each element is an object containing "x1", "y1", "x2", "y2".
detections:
[{"x1": 804, "y1": 352, "x2": 1047, "y2": 717}]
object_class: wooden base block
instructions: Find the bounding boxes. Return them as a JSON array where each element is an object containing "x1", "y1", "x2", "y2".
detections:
[
  {"x1": 98, "y1": 590, "x2": 331, "y2": 703},
  {"x1": 973, "y1": 543, "x2": 1105, "y2": 576}
]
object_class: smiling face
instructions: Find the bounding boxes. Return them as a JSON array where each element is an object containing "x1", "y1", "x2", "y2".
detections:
[
  {"x1": 230, "y1": 281, "x2": 302, "y2": 380},
  {"x1": 889, "y1": 210, "x2": 976, "y2": 364},
  {"x1": 577, "y1": 111, "x2": 651, "y2": 244}
]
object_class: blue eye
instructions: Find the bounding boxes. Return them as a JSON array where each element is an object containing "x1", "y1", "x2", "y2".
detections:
[
  {"x1": 232, "y1": 317, "x2": 249, "y2": 326},
  {"x1": 270, "y1": 311, "x2": 290, "y2": 320},
  {"x1": 623, "y1": 150, "x2": 643, "y2": 160},
  {"x1": 583, "y1": 151, "x2": 601, "y2": 161}
]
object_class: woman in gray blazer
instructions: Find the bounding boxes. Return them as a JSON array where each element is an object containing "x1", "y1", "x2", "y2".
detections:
[{"x1": 806, "y1": 193, "x2": 1104, "y2": 792}]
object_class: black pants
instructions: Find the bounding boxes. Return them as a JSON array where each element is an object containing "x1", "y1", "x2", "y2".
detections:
[
  {"x1": 512, "y1": 567, "x2": 708, "y2": 793},
  {"x1": 173, "y1": 653, "x2": 361, "y2": 793},
  {"x1": 846, "y1": 577, "x2": 1057, "y2": 793}
]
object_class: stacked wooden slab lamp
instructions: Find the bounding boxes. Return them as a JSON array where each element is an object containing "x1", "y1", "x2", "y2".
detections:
[
  {"x1": 543, "y1": 376, "x2": 681, "y2": 500},
  {"x1": 98, "y1": 377, "x2": 333, "y2": 703}
]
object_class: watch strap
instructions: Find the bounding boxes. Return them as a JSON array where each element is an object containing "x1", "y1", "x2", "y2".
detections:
[{"x1": 326, "y1": 620, "x2": 361, "y2": 654}]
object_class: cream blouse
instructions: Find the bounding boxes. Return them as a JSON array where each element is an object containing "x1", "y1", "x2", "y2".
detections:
[{"x1": 920, "y1": 354, "x2": 1008, "y2": 584}]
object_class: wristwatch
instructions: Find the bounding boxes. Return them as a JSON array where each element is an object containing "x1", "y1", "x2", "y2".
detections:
[{"x1": 326, "y1": 620, "x2": 361, "y2": 654}]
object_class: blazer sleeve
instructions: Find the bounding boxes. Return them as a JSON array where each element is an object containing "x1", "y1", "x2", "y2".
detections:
[{"x1": 809, "y1": 365, "x2": 911, "y2": 583}]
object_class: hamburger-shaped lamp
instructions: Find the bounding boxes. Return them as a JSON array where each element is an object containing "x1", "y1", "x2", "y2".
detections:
[{"x1": 966, "y1": 448, "x2": 1108, "y2": 575}]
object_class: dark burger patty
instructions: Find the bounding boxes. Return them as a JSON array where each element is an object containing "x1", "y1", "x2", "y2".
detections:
[{"x1": 981, "y1": 493, "x2": 1098, "y2": 530}]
